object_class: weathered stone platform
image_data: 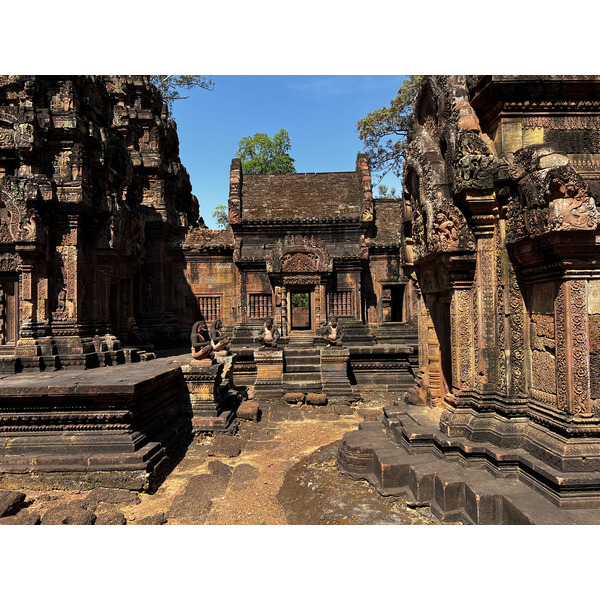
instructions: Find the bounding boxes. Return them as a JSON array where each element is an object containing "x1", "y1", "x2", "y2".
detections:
[
  {"x1": 0, "y1": 359, "x2": 192, "y2": 492},
  {"x1": 337, "y1": 403, "x2": 600, "y2": 524}
]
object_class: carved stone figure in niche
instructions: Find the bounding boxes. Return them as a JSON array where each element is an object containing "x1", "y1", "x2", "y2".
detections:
[
  {"x1": 256, "y1": 315, "x2": 280, "y2": 349},
  {"x1": 53, "y1": 277, "x2": 68, "y2": 321},
  {"x1": 209, "y1": 319, "x2": 230, "y2": 355},
  {"x1": 322, "y1": 316, "x2": 344, "y2": 347},
  {"x1": 546, "y1": 173, "x2": 598, "y2": 231},
  {"x1": 434, "y1": 211, "x2": 460, "y2": 251},
  {"x1": 190, "y1": 320, "x2": 213, "y2": 362},
  {"x1": 22, "y1": 209, "x2": 46, "y2": 243}
]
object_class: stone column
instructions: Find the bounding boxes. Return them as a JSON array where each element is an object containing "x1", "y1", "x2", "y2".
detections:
[
  {"x1": 424, "y1": 295, "x2": 444, "y2": 403},
  {"x1": 181, "y1": 362, "x2": 235, "y2": 432},
  {"x1": 15, "y1": 242, "x2": 42, "y2": 346},
  {"x1": 321, "y1": 347, "x2": 356, "y2": 402},
  {"x1": 280, "y1": 284, "x2": 288, "y2": 336}
]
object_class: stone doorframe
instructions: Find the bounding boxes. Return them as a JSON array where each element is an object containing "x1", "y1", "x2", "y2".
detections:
[{"x1": 278, "y1": 274, "x2": 326, "y2": 336}]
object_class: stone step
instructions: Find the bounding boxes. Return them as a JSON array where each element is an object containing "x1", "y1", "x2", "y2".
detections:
[
  {"x1": 284, "y1": 372, "x2": 322, "y2": 383},
  {"x1": 284, "y1": 383, "x2": 322, "y2": 393},
  {"x1": 285, "y1": 348, "x2": 320, "y2": 356},
  {"x1": 285, "y1": 364, "x2": 321, "y2": 373},
  {"x1": 337, "y1": 418, "x2": 600, "y2": 524}
]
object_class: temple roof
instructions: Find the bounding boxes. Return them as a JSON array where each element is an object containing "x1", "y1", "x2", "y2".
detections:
[
  {"x1": 240, "y1": 172, "x2": 363, "y2": 222},
  {"x1": 371, "y1": 198, "x2": 402, "y2": 247}
]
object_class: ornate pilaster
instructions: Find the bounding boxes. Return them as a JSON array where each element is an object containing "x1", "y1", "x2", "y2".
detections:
[{"x1": 555, "y1": 279, "x2": 590, "y2": 414}]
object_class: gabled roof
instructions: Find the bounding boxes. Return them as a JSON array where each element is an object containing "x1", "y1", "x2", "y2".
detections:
[{"x1": 241, "y1": 172, "x2": 362, "y2": 222}]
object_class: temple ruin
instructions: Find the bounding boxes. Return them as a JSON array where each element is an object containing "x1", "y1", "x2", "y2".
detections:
[
  {"x1": 0, "y1": 75, "x2": 415, "y2": 493},
  {"x1": 339, "y1": 76, "x2": 600, "y2": 523},
  {"x1": 3, "y1": 74, "x2": 600, "y2": 523}
]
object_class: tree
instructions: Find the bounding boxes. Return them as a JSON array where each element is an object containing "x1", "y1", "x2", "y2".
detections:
[
  {"x1": 150, "y1": 75, "x2": 215, "y2": 109},
  {"x1": 376, "y1": 184, "x2": 399, "y2": 199},
  {"x1": 235, "y1": 129, "x2": 296, "y2": 174},
  {"x1": 356, "y1": 76, "x2": 422, "y2": 183},
  {"x1": 212, "y1": 204, "x2": 229, "y2": 229}
]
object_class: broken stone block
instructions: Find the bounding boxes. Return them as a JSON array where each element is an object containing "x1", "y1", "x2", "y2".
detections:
[
  {"x1": 94, "y1": 510, "x2": 127, "y2": 525},
  {"x1": 135, "y1": 513, "x2": 168, "y2": 525},
  {"x1": 0, "y1": 511, "x2": 41, "y2": 525},
  {"x1": 0, "y1": 491, "x2": 26, "y2": 518},
  {"x1": 237, "y1": 401, "x2": 260, "y2": 421},
  {"x1": 42, "y1": 507, "x2": 96, "y2": 525},
  {"x1": 284, "y1": 392, "x2": 305, "y2": 404},
  {"x1": 208, "y1": 435, "x2": 243, "y2": 457},
  {"x1": 306, "y1": 393, "x2": 327, "y2": 406}
]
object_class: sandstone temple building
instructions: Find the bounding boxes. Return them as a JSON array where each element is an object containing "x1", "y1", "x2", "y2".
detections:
[
  {"x1": 4, "y1": 74, "x2": 600, "y2": 523},
  {"x1": 0, "y1": 75, "x2": 415, "y2": 368},
  {"x1": 339, "y1": 76, "x2": 600, "y2": 522}
]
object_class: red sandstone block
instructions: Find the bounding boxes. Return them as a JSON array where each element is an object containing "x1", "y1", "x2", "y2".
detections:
[
  {"x1": 306, "y1": 393, "x2": 327, "y2": 406},
  {"x1": 237, "y1": 401, "x2": 260, "y2": 421},
  {"x1": 283, "y1": 393, "x2": 305, "y2": 404}
]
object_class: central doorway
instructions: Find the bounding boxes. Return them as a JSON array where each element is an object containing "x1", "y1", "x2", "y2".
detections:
[{"x1": 290, "y1": 290, "x2": 311, "y2": 330}]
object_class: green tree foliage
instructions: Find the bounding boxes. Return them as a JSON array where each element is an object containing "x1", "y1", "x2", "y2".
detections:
[
  {"x1": 357, "y1": 76, "x2": 422, "y2": 182},
  {"x1": 212, "y1": 204, "x2": 229, "y2": 229},
  {"x1": 150, "y1": 75, "x2": 215, "y2": 109},
  {"x1": 376, "y1": 184, "x2": 399, "y2": 199},
  {"x1": 236, "y1": 129, "x2": 296, "y2": 174}
]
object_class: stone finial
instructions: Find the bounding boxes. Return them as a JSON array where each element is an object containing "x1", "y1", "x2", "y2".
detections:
[
  {"x1": 229, "y1": 158, "x2": 242, "y2": 224},
  {"x1": 356, "y1": 153, "x2": 373, "y2": 221}
]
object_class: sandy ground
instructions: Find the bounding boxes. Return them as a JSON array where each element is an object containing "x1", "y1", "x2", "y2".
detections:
[{"x1": 1, "y1": 392, "x2": 441, "y2": 525}]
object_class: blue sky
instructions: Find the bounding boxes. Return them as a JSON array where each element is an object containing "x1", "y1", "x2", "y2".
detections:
[{"x1": 170, "y1": 75, "x2": 406, "y2": 229}]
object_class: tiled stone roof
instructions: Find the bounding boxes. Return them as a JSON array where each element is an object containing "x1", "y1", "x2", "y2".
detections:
[{"x1": 241, "y1": 172, "x2": 362, "y2": 222}]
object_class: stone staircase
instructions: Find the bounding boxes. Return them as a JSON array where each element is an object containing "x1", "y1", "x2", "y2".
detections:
[
  {"x1": 337, "y1": 404, "x2": 600, "y2": 524},
  {"x1": 283, "y1": 348, "x2": 322, "y2": 394},
  {"x1": 371, "y1": 322, "x2": 418, "y2": 346},
  {"x1": 286, "y1": 332, "x2": 315, "y2": 347}
]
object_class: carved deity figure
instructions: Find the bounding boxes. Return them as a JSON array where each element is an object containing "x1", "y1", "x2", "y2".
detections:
[
  {"x1": 322, "y1": 316, "x2": 344, "y2": 347},
  {"x1": 190, "y1": 320, "x2": 213, "y2": 361},
  {"x1": 209, "y1": 319, "x2": 230, "y2": 355},
  {"x1": 434, "y1": 212, "x2": 459, "y2": 251},
  {"x1": 257, "y1": 315, "x2": 280, "y2": 349}
]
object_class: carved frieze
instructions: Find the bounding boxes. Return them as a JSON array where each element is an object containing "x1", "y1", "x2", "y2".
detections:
[{"x1": 0, "y1": 253, "x2": 20, "y2": 272}]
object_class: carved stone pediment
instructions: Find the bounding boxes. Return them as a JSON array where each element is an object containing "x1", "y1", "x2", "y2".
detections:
[
  {"x1": 282, "y1": 252, "x2": 318, "y2": 273},
  {"x1": 266, "y1": 235, "x2": 333, "y2": 274}
]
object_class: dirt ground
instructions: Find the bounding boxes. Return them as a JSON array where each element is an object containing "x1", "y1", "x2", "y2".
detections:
[{"x1": 1, "y1": 392, "x2": 441, "y2": 525}]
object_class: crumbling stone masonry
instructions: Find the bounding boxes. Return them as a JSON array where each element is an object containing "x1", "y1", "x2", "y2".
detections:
[
  {"x1": 0, "y1": 75, "x2": 198, "y2": 370},
  {"x1": 338, "y1": 76, "x2": 600, "y2": 523}
]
